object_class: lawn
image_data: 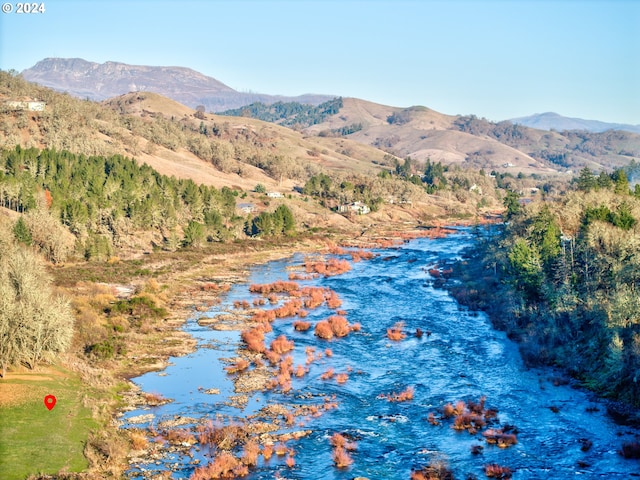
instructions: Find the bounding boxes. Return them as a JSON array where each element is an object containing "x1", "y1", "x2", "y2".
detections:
[{"x1": 0, "y1": 365, "x2": 98, "y2": 479}]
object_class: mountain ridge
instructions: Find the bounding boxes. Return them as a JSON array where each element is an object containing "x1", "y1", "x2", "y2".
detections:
[
  {"x1": 510, "y1": 112, "x2": 640, "y2": 134},
  {"x1": 21, "y1": 58, "x2": 334, "y2": 112}
]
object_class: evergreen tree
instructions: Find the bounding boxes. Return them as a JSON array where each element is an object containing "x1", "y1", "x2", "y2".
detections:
[{"x1": 13, "y1": 217, "x2": 31, "y2": 245}]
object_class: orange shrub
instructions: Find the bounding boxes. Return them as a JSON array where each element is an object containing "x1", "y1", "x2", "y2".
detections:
[
  {"x1": 329, "y1": 315, "x2": 350, "y2": 337},
  {"x1": 262, "y1": 444, "x2": 273, "y2": 461},
  {"x1": 443, "y1": 403, "x2": 455, "y2": 418},
  {"x1": 270, "y1": 335, "x2": 294, "y2": 354},
  {"x1": 249, "y1": 281, "x2": 300, "y2": 294},
  {"x1": 387, "y1": 322, "x2": 406, "y2": 341},
  {"x1": 129, "y1": 430, "x2": 148, "y2": 450},
  {"x1": 332, "y1": 446, "x2": 353, "y2": 468},
  {"x1": 320, "y1": 368, "x2": 335, "y2": 380},
  {"x1": 303, "y1": 287, "x2": 326, "y2": 309},
  {"x1": 252, "y1": 298, "x2": 266, "y2": 307},
  {"x1": 485, "y1": 464, "x2": 512, "y2": 479},
  {"x1": 264, "y1": 350, "x2": 281, "y2": 365},
  {"x1": 305, "y1": 258, "x2": 352, "y2": 277},
  {"x1": 305, "y1": 346, "x2": 316, "y2": 364},
  {"x1": 385, "y1": 386, "x2": 414, "y2": 402},
  {"x1": 294, "y1": 365, "x2": 306, "y2": 377},
  {"x1": 286, "y1": 455, "x2": 296, "y2": 468},
  {"x1": 274, "y1": 299, "x2": 302, "y2": 318},
  {"x1": 274, "y1": 443, "x2": 288, "y2": 456},
  {"x1": 336, "y1": 373, "x2": 348, "y2": 384},
  {"x1": 242, "y1": 440, "x2": 260, "y2": 466},
  {"x1": 315, "y1": 320, "x2": 334, "y2": 340},
  {"x1": 279, "y1": 355, "x2": 294, "y2": 375},
  {"x1": 293, "y1": 320, "x2": 311, "y2": 331},
  {"x1": 252, "y1": 309, "x2": 276, "y2": 323},
  {"x1": 225, "y1": 359, "x2": 250, "y2": 374},
  {"x1": 483, "y1": 429, "x2": 518, "y2": 448},
  {"x1": 241, "y1": 328, "x2": 266, "y2": 353},
  {"x1": 324, "y1": 348, "x2": 333, "y2": 357},
  {"x1": 325, "y1": 290, "x2": 342, "y2": 309},
  {"x1": 350, "y1": 322, "x2": 361, "y2": 332}
]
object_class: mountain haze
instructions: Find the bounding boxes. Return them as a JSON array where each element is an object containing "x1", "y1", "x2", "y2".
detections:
[
  {"x1": 511, "y1": 112, "x2": 640, "y2": 134},
  {"x1": 21, "y1": 58, "x2": 333, "y2": 112}
]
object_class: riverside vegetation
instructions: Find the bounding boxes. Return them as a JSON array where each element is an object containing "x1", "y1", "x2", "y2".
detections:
[
  {"x1": 451, "y1": 166, "x2": 640, "y2": 411},
  {"x1": 1, "y1": 68, "x2": 640, "y2": 478}
]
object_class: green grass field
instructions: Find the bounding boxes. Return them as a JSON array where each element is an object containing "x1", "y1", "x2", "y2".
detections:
[{"x1": 0, "y1": 366, "x2": 98, "y2": 479}]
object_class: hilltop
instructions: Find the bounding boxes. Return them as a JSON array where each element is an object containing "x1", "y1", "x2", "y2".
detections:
[{"x1": 21, "y1": 58, "x2": 333, "y2": 112}]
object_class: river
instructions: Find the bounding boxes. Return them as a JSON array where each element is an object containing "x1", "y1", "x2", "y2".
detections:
[{"x1": 120, "y1": 228, "x2": 639, "y2": 479}]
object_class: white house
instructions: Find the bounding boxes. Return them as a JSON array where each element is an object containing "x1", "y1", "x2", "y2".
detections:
[
  {"x1": 5, "y1": 100, "x2": 46, "y2": 112},
  {"x1": 338, "y1": 201, "x2": 370, "y2": 215},
  {"x1": 266, "y1": 192, "x2": 284, "y2": 198},
  {"x1": 237, "y1": 202, "x2": 256, "y2": 214}
]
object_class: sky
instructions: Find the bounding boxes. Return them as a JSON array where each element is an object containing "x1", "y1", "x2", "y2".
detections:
[{"x1": 1, "y1": 0, "x2": 639, "y2": 124}]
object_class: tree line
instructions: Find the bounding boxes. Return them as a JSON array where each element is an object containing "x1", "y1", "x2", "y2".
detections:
[
  {"x1": 455, "y1": 166, "x2": 640, "y2": 406},
  {"x1": 0, "y1": 146, "x2": 242, "y2": 260}
]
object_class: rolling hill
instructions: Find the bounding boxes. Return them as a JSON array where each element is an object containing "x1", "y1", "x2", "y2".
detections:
[{"x1": 19, "y1": 57, "x2": 640, "y2": 174}]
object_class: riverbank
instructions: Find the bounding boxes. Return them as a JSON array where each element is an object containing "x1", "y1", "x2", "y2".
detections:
[
  {"x1": 116, "y1": 228, "x2": 640, "y2": 479},
  {"x1": 1, "y1": 221, "x2": 467, "y2": 478}
]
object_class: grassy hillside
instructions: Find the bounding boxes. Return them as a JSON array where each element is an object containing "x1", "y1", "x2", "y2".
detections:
[{"x1": 226, "y1": 96, "x2": 640, "y2": 175}]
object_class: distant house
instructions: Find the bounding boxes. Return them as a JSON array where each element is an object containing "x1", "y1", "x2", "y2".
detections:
[
  {"x1": 5, "y1": 100, "x2": 46, "y2": 112},
  {"x1": 469, "y1": 183, "x2": 482, "y2": 194},
  {"x1": 266, "y1": 192, "x2": 284, "y2": 198},
  {"x1": 338, "y1": 201, "x2": 370, "y2": 215},
  {"x1": 237, "y1": 202, "x2": 256, "y2": 214}
]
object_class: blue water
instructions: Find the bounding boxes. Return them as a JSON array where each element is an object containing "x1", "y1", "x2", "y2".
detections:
[{"x1": 121, "y1": 229, "x2": 640, "y2": 479}]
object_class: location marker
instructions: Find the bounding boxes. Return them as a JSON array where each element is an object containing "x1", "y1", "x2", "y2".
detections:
[{"x1": 44, "y1": 394, "x2": 57, "y2": 411}]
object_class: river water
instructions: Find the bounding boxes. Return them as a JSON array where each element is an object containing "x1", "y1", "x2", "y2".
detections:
[{"x1": 120, "y1": 229, "x2": 639, "y2": 479}]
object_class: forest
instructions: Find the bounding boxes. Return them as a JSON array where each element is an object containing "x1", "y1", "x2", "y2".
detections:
[
  {"x1": 219, "y1": 97, "x2": 343, "y2": 128},
  {"x1": 0, "y1": 146, "x2": 289, "y2": 261},
  {"x1": 452, "y1": 166, "x2": 640, "y2": 407}
]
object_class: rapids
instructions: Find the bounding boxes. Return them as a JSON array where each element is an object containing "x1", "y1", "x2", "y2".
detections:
[{"x1": 120, "y1": 229, "x2": 639, "y2": 479}]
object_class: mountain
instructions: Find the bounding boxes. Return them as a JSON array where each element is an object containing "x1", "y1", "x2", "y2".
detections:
[
  {"x1": 510, "y1": 112, "x2": 640, "y2": 134},
  {"x1": 21, "y1": 58, "x2": 333, "y2": 112}
]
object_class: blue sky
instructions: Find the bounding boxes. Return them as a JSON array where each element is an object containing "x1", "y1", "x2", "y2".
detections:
[{"x1": 1, "y1": 0, "x2": 638, "y2": 124}]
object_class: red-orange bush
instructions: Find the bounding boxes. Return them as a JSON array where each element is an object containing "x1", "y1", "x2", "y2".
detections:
[
  {"x1": 485, "y1": 464, "x2": 512, "y2": 479},
  {"x1": 252, "y1": 309, "x2": 276, "y2": 323},
  {"x1": 387, "y1": 322, "x2": 406, "y2": 341},
  {"x1": 315, "y1": 320, "x2": 334, "y2": 340},
  {"x1": 336, "y1": 373, "x2": 348, "y2": 384},
  {"x1": 293, "y1": 320, "x2": 311, "y2": 331},
  {"x1": 241, "y1": 328, "x2": 266, "y2": 353},
  {"x1": 249, "y1": 280, "x2": 300, "y2": 294},
  {"x1": 225, "y1": 359, "x2": 250, "y2": 374},
  {"x1": 274, "y1": 299, "x2": 302, "y2": 318},
  {"x1": 270, "y1": 334, "x2": 294, "y2": 354},
  {"x1": 384, "y1": 386, "x2": 414, "y2": 402},
  {"x1": 325, "y1": 290, "x2": 342, "y2": 309},
  {"x1": 303, "y1": 287, "x2": 326, "y2": 309},
  {"x1": 328, "y1": 315, "x2": 350, "y2": 337},
  {"x1": 320, "y1": 367, "x2": 335, "y2": 380},
  {"x1": 242, "y1": 440, "x2": 260, "y2": 466},
  {"x1": 332, "y1": 446, "x2": 353, "y2": 468}
]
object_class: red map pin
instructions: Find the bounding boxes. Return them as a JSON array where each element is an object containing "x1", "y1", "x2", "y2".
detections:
[{"x1": 44, "y1": 394, "x2": 56, "y2": 411}]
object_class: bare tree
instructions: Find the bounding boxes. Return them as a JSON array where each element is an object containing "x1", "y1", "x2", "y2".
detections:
[{"x1": 0, "y1": 231, "x2": 73, "y2": 377}]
